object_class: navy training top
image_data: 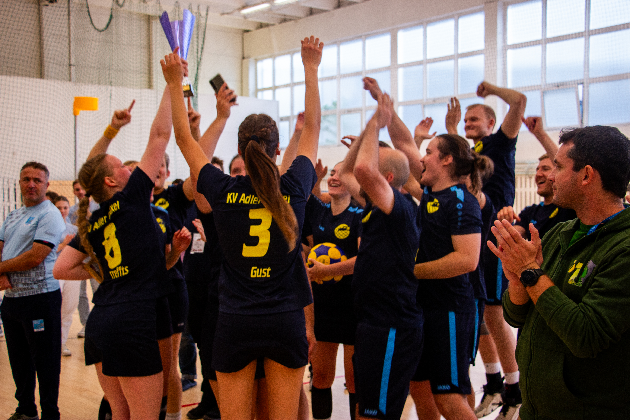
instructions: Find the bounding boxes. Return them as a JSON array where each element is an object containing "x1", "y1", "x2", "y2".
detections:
[
  {"x1": 152, "y1": 204, "x2": 175, "y2": 297},
  {"x1": 515, "y1": 202, "x2": 576, "y2": 241},
  {"x1": 474, "y1": 127, "x2": 517, "y2": 210},
  {"x1": 469, "y1": 193, "x2": 495, "y2": 301}
]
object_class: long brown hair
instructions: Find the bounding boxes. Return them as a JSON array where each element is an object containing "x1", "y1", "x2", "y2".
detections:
[
  {"x1": 437, "y1": 134, "x2": 492, "y2": 195},
  {"x1": 76, "y1": 154, "x2": 112, "y2": 282},
  {"x1": 238, "y1": 114, "x2": 298, "y2": 251}
]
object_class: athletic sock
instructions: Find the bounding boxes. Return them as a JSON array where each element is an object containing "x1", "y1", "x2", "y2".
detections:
[
  {"x1": 484, "y1": 362, "x2": 501, "y2": 374},
  {"x1": 485, "y1": 372, "x2": 504, "y2": 393},
  {"x1": 503, "y1": 382, "x2": 522, "y2": 405},
  {"x1": 311, "y1": 386, "x2": 333, "y2": 419},
  {"x1": 504, "y1": 371, "x2": 520, "y2": 385},
  {"x1": 159, "y1": 396, "x2": 167, "y2": 420},
  {"x1": 349, "y1": 393, "x2": 357, "y2": 420},
  {"x1": 165, "y1": 412, "x2": 181, "y2": 420}
]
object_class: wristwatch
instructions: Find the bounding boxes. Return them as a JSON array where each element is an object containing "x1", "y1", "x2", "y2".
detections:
[{"x1": 520, "y1": 268, "x2": 545, "y2": 287}]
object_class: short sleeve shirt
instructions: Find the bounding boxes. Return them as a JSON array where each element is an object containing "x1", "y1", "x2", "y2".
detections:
[
  {"x1": 474, "y1": 127, "x2": 517, "y2": 210},
  {"x1": 0, "y1": 200, "x2": 65, "y2": 297},
  {"x1": 516, "y1": 202, "x2": 577, "y2": 241}
]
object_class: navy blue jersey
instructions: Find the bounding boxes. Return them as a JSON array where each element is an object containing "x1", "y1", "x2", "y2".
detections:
[
  {"x1": 152, "y1": 204, "x2": 175, "y2": 297},
  {"x1": 183, "y1": 207, "x2": 222, "y2": 306},
  {"x1": 303, "y1": 195, "x2": 363, "y2": 310},
  {"x1": 69, "y1": 168, "x2": 168, "y2": 305},
  {"x1": 474, "y1": 127, "x2": 517, "y2": 210},
  {"x1": 197, "y1": 155, "x2": 317, "y2": 315},
  {"x1": 353, "y1": 188, "x2": 422, "y2": 329},
  {"x1": 416, "y1": 184, "x2": 482, "y2": 312},
  {"x1": 469, "y1": 193, "x2": 495, "y2": 301},
  {"x1": 515, "y1": 202, "x2": 576, "y2": 241}
]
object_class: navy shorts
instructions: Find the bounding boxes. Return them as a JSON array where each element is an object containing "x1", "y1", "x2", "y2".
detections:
[
  {"x1": 212, "y1": 310, "x2": 308, "y2": 373},
  {"x1": 353, "y1": 322, "x2": 423, "y2": 420},
  {"x1": 167, "y1": 278, "x2": 189, "y2": 334},
  {"x1": 470, "y1": 299, "x2": 485, "y2": 365},
  {"x1": 156, "y1": 296, "x2": 173, "y2": 340},
  {"x1": 483, "y1": 240, "x2": 508, "y2": 305},
  {"x1": 84, "y1": 300, "x2": 162, "y2": 377},
  {"x1": 413, "y1": 310, "x2": 474, "y2": 394},
  {"x1": 314, "y1": 305, "x2": 357, "y2": 345}
]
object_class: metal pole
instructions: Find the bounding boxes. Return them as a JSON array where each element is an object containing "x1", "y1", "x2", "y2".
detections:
[{"x1": 74, "y1": 115, "x2": 78, "y2": 178}]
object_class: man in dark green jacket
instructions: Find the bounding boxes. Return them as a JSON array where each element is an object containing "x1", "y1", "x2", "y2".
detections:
[{"x1": 488, "y1": 125, "x2": 630, "y2": 419}]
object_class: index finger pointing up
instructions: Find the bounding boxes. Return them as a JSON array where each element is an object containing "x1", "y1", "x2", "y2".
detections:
[{"x1": 128, "y1": 99, "x2": 135, "y2": 112}]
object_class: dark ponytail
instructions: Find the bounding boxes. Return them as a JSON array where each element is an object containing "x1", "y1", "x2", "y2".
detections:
[{"x1": 437, "y1": 134, "x2": 494, "y2": 194}]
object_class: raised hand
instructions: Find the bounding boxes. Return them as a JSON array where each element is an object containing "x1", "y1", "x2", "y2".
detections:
[
  {"x1": 192, "y1": 219, "x2": 206, "y2": 242},
  {"x1": 160, "y1": 47, "x2": 183, "y2": 86},
  {"x1": 374, "y1": 93, "x2": 393, "y2": 129},
  {"x1": 341, "y1": 135, "x2": 358, "y2": 149},
  {"x1": 445, "y1": 97, "x2": 461, "y2": 133},
  {"x1": 110, "y1": 100, "x2": 135, "y2": 130},
  {"x1": 187, "y1": 97, "x2": 201, "y2": 140},
  {"x1": 414, "y1": 117, "x2": 436, "y2": 141},
  {"x1": 314, "y1": 158, "x2": 328, "y2": 182},
  {"x1": 522, "y1": 116, "x2": 544, "y2": 136},
  {"x1": 301, "y1": 36, "x2": 323, "y2": 69},
  {"x1": 488, "y1": 219, "x2": 541, "y2": 276},
  {"x1": 294, "y1": 112, "x2": 305, "y2": 132},
  {"x1": 476, "y1": 81, "x2": 495, "y2": 98},
  {"x1": 497, "y1": 206, "x2": 521, "y2": 224},
  {"x1": 216, "y1": 83, "x2": 237, "y2": 119},
  {"x1": 172, "y1": 227, "x2": 192, "y2": 254},
  {"x1": 363, "y1": 77, "x2": 382, "y2": 101}
]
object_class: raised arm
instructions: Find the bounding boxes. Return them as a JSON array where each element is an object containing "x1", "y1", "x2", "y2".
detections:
[
  {"x1": 477, "y1": 81, "x2": 527, "y2": 139},
  {"x1": 87, "y1": 100, "x2": 134, "y2": 161},
  {"x1": 280, "y1": 112, "x2": 304, "y2": 176},
  {"x1": 198, "y1": 83, "x2": 237, "y2": 159},
  {"x1": 296, "y1": 36, "x2": 324, "y2": 165},
  {"x1": 338, "y1": 135, "x2": 366, "y2": 207},
  {"x1": 414, "y1": 117, "x2": 436, "y2": 149},
  {"x1": 354, "y1": 94, "x2": 395, "y2": 214},
  {"x1": 445, "y1": 97, "x2": 461, "y2": 135},
  {"x1": 523, "y1": 116, "x2": 558, "y2": 161}
]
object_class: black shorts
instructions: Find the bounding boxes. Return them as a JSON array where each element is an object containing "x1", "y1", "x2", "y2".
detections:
[
  {"x1": 166, "y1": 278, "x2": 189, "y2": 334},
  {"x1": 470, "y1": 299, "x2": 485, "y2": 365},
  {"x1": 353, "y1": 322, "x2": 423, "y2": 420},
  {"x1": 483, "y1": 241, "x2": 507, "y2": 305},
  {"x1": 314, "y1": 305, "x2": 357, "y2": 345},
  {"x1": 156, "y1": 296, "x2": 173, "y2": 340},
  {"x1": 212, "y1": 310, "x2": 308, "y2": 373},
  {"x1": 413, "y1": 310, "x2": 474, "y2": 394},
  {"x1": 84, "y1": 300, "x2": 162, "y2": 377}
]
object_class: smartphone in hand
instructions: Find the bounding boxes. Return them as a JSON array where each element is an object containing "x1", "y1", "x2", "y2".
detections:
[{"x1": 210, "y1": 74, "x2": 236, "y2": 103}]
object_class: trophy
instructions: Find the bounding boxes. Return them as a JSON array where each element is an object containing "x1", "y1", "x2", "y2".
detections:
[{"x1": 160, "y1": 9, "x2": 196, "y2": 97}]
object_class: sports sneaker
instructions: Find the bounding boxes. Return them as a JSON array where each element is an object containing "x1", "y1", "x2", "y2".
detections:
[
  {"x1": 77, "y1": 326, "x2": 85, "y2": 338},
  {"x1": 474, "y1": 384, "x2": 504, "y2": 418},
  {"x1": 8, "y1": 413, "x2": 39, "y2": 420},
  {"x1": 494, "y1": 402, "x2": 521, "y2": 420},
  {"x1": 62, "y1": 347, "x2": 72, "y2": 356}
]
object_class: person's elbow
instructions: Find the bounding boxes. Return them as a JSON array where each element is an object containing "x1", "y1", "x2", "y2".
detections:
[
  {"x1": 354, "y1": 162, "x2": 377, "y2": 186},
  {"x1": 515, "y1": 93, "x2": 527, "y2": 113}
]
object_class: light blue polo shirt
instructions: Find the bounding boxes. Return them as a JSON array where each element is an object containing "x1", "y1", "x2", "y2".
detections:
[{"x1": 0, "y1": 200, "x2": 65, "y2": 297}]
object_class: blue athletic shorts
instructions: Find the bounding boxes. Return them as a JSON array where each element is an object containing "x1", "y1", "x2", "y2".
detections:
[
  {"x1": 483, "y1": 239, "x2": 508, "y2": 305},
  {"x1": 470, "y1": 299, "x2": 485, "y2": 365}
]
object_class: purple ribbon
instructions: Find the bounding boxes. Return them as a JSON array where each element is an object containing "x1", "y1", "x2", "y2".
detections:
[{"x1": 160, "y1": 9, "x2": 195, "y2": 60}]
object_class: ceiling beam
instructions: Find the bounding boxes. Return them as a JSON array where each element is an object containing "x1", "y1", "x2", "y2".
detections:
[{"x1": 300, "y1": 0, "x2": 338, "y2": 11}]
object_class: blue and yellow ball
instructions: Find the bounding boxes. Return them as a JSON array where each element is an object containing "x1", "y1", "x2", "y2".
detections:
[{"x1": 307, "y1": 242, "x2": 347, "y2": 283}]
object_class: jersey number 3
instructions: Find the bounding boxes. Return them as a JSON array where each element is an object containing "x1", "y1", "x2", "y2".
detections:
[
  {"x1": 242, "y1": 208, "x2": 272, "y2": 258},
  {"x1": 103, "y1": 223, "x2": 123, "y2": 269}
]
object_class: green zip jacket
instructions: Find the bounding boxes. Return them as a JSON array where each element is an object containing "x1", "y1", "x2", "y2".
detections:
[{"x1": 503, "y1": 208, "x2": 630, "y2": 420}]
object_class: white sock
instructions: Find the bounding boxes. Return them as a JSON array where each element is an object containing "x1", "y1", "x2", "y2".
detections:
[
  {"x1": 165, "y1": 412, "x2": 181, "y2": 420},
  {"x1": 505, "y1": 371, "x2": 519, "y2": 385},
  {"x1": 484, "y1": 362, "x2": 501, "y2": 375}
]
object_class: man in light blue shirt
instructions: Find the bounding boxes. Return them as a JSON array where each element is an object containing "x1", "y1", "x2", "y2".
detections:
[{"x1": 0, "y1": 161, "x2": 65, "y2": 420}]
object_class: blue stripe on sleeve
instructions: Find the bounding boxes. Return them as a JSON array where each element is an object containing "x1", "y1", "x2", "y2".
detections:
[
  {"x1": 449, "y1": 312, "x2": 459, "y2": 387},
  {"x1": 379, "y1": 328, "x2": 397, "y2": 415}
]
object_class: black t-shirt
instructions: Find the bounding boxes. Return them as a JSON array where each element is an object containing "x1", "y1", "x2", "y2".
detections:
[
  {"x1": 197, "y1": 155, "x2": 317, "y2": 315},
  {"x1": 152, "y1": 204, "x2": 175, "y2": 297},
  {"x1": 469, "y1": 193, "x2": 495, "y2": 301},
  {"x1": 353, "y1": 188, "x2": 422, "y2": 329},
  {"x1": 516, "y1": 202, "x2": 576, "y2": 241},
  {"x1": 416, "y1": 184, "x2": 482, "y2": 312},
  {"x1": 474, "y1": 126, "x2": 517, "y2": 210},
  {"x1": 69, "y1": 168, "x2": 168, "y2": 305},
  {"x1": 303, "y1": 195, "x2": 363, "y2": 310}
]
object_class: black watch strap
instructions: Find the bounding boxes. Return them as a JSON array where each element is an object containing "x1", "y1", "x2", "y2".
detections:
[{"x1": 520, "y1": 268, "x2": 545, "y2": 287}]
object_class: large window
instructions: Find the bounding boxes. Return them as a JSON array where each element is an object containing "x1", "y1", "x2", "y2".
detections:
[
  {"x1": 505, "y1": 0, "x2": 630, "y2": 129},
  {"x1": 256, "y1": 10, "x2": 486, "y2": 147}
]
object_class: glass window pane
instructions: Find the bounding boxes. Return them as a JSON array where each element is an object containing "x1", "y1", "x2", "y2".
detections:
[
  {"x1": 547, "y1": 0, "x2": 585, "y2": 37},
  {"x1": 293, "y1": 84, "x2": 305, "y2": 115},
  {"x1": 320, "y1": 79, "x2": 337, "y2": 111},
  {"x1": 507, "y1": 45, "x2": 541, "y2": 88},
  {"x1": 427, "y1": 19, "x2": 454, "y2": 59},
  {"x1": 458, "y1": 97, "x2": 484, "y2": 135},
  {"x1": 589, "y1": 29, "x2": 630, "y2": 78},
  {"x1": 366, "y1": 109, "x2": 391, "y2": 141},
  {"x1": 458, "y1": 55, "x2": 484, "y2": 95},
  {"x1": 257, "y1": 58, "x2": 273, "y2": 89},
  {"x1": 427, "y1": 60, "x2": 454, "y2": 98},
  {"x1": 257, "y1": 90, "x2": 273, "y2": 100},
  {"x1": 521, "y1": 90, "x2": 542, "y2": 130},
  {"x1": 590, "y1": 0, "x2": 630, "y2": 30},
  {"x1": 319, "y1": 45, "x2": 338, "y2": 78},
  {"x1": 340, "y1": 76, "x2": 363, "y2": 109},
  {"x1": 398, "y1": 65, "x2": 423, "y2": 102},
  {"x1": 340, "y1": 39, "x2": 363, "y2": 74},
  {"x1": 366, "y1": 71, "x2": 391, "y2": 106},
  {"x1": 292, "y1": 53, "x2": 304, "y2": 83},
  {"x1": 507, "y1": 1, "x2": 542, "y2": 44},
  {"x1": 279, "y1": 120, "x2": 290, "y2": 148},
  {"x1": 366, "y1": 33, "x2": 391, "y2": 70},
  {"x1": 589, "y1": 79, "x2": 630, "y2": 125},
  {"x1": 320, "y1": 114, "x2": 338, "y2": 146},
  {"x1": 275, "y1": 87, "x2": 291, "y2": 117},
  {"x1": 459, "y1": 12, "x2": 484, "y2": 53},
  {"x1": 424, "y1": 103, "x2": 448, "y2": 135},
  {"x1": 544, "y1": 89, "x2": 579, "y2": 128},
  {"x1": 546, "y1": 38, "x2": 584, "y2": 83},
  {"x1": 341, "y1": 113, "x2": 362, "y2": 137},
  {"x1": 398, "y1": 104, "x2": 424, "y2": 135},
  {"x1": 274, "y1": 55, "x2": 291, "y2": 86},
  {"x1": 398, "y1": 26, "x2": 423, "y2": 64}
]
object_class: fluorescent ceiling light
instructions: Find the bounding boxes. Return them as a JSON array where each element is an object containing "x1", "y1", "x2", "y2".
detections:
[
  {"x1": 274, "y1": 0, "x2": 299, "y2": 5},
  {"x1": 241, "y1": 3, "x2": 271, "y2": 14}
]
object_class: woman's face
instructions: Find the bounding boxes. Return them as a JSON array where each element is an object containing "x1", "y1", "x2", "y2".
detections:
[
  {"x1": 327, "y1": 163, "x2": 349, "y2": 198},
  {"x1": 55, "y1": 200, "x2": 70, "y2": 220}
]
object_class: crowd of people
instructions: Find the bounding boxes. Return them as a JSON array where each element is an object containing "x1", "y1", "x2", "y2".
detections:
[{"x1": 2, "y1": 33, "x2": 630, "y2": 420}]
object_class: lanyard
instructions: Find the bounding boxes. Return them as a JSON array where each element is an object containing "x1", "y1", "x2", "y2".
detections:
[{"x1": 587, "y1": 209, "x2": 624, "y2": 236}]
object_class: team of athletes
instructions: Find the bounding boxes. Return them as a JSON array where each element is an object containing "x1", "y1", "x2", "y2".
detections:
[{"x1": 46, "y1": 31, "x2": 570, "y2": 420}]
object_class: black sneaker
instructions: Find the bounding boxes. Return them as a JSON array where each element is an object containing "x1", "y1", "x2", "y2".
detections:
[
  {"x1": 187, "y1": 404, "x2": 208, "y2": 419},
  {"x1": 494, "y1": 383, "x2": 522, "y2": 420}
]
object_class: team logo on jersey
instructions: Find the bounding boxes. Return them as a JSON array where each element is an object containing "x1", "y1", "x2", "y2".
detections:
[
  {"x1": 25, "y1": 217, "x2": 34, "y2": 224},
  {"x1": 567, "y1": 259, "x2": 596, "y2": 287},
  {"x1": 474, "y1": 141, "x2": 484, "y2": 153},
  {"x1": 427, "y1": 198, "x2": 440, "y2": 214},
  {"x1": 154, "y1": 198, "x2": 169, "y2": 210},
  {"x1": 550, "y1": 208, "x2": 559, "y2": 218},
  {"x1": 156, "y1": 217, "x2": 166, "y2": 233},
  {"x1": 334, "y1": 224, "x2": 350, "y2": 239},
  {"x1": 362, "y1": 210, "x2": 372, "y2": 223}
]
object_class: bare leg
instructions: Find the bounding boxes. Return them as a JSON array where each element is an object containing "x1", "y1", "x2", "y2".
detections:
[
  {"x1": 158, "y1": 336, "x2": 173, "y2": 398},
  {"x1": 484, "y1": 305, "x2": 517, "y2": 374},
  {"x1": 409, "y1": 380, "x2": 440, "y2": 420},
  {"x1": 343, "y1": 345, "x2": 355, "y2": 394},
  {"x1": 264, "y1": 359, "x2": 305, "y2": 420},
  {"x1": 255, "y1": 378, "x2": 270, "y2": 420},
  {"x1": 433, "y1": 393, "x2": 477, "y2": 420},
  {"x1": 216, "y1": 361, "x2": 257, "y2": 420},
  {"x1": 95, "y1": 363, "x2": 130, "y2": 420},
  {"x1": 297, "y1": 386, "x2": 309, "y2": 420},
  {"x1": 118, "y1": 372, "x2": 164, "y2": 420},
  {"x1": 311, "y1": 342, "x2": 339, "y2": 389},
  {"x1": 166, "y1": 332, "x2": 183, "y2": 414}
]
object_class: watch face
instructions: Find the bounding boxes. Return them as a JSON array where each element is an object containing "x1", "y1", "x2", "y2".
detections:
[{"x1": 521, "y1": 269, "x2": 543, "y2": 287}]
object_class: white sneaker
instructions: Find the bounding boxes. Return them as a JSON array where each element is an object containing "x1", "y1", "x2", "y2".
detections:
[
  {"x1": 62, "y1": 347, "x2": 72, "y2": 356},
  {"x1": 494, "y1": 403, "x2": 521, "y2": 420},
  {"x1": 77, "y1": 326, "x2": 85, "y2": 338},
  {"x1": 474, "y1": 390, "x2": 503, "y2": 418}
]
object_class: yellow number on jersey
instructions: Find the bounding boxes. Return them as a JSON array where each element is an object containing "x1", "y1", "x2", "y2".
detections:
[
  {"x1": 102, "y1": 223, "x2": 123, "y2": 269},
  {"x1": 242, "y1": 208, "x2": 272, "y2": 258}
]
